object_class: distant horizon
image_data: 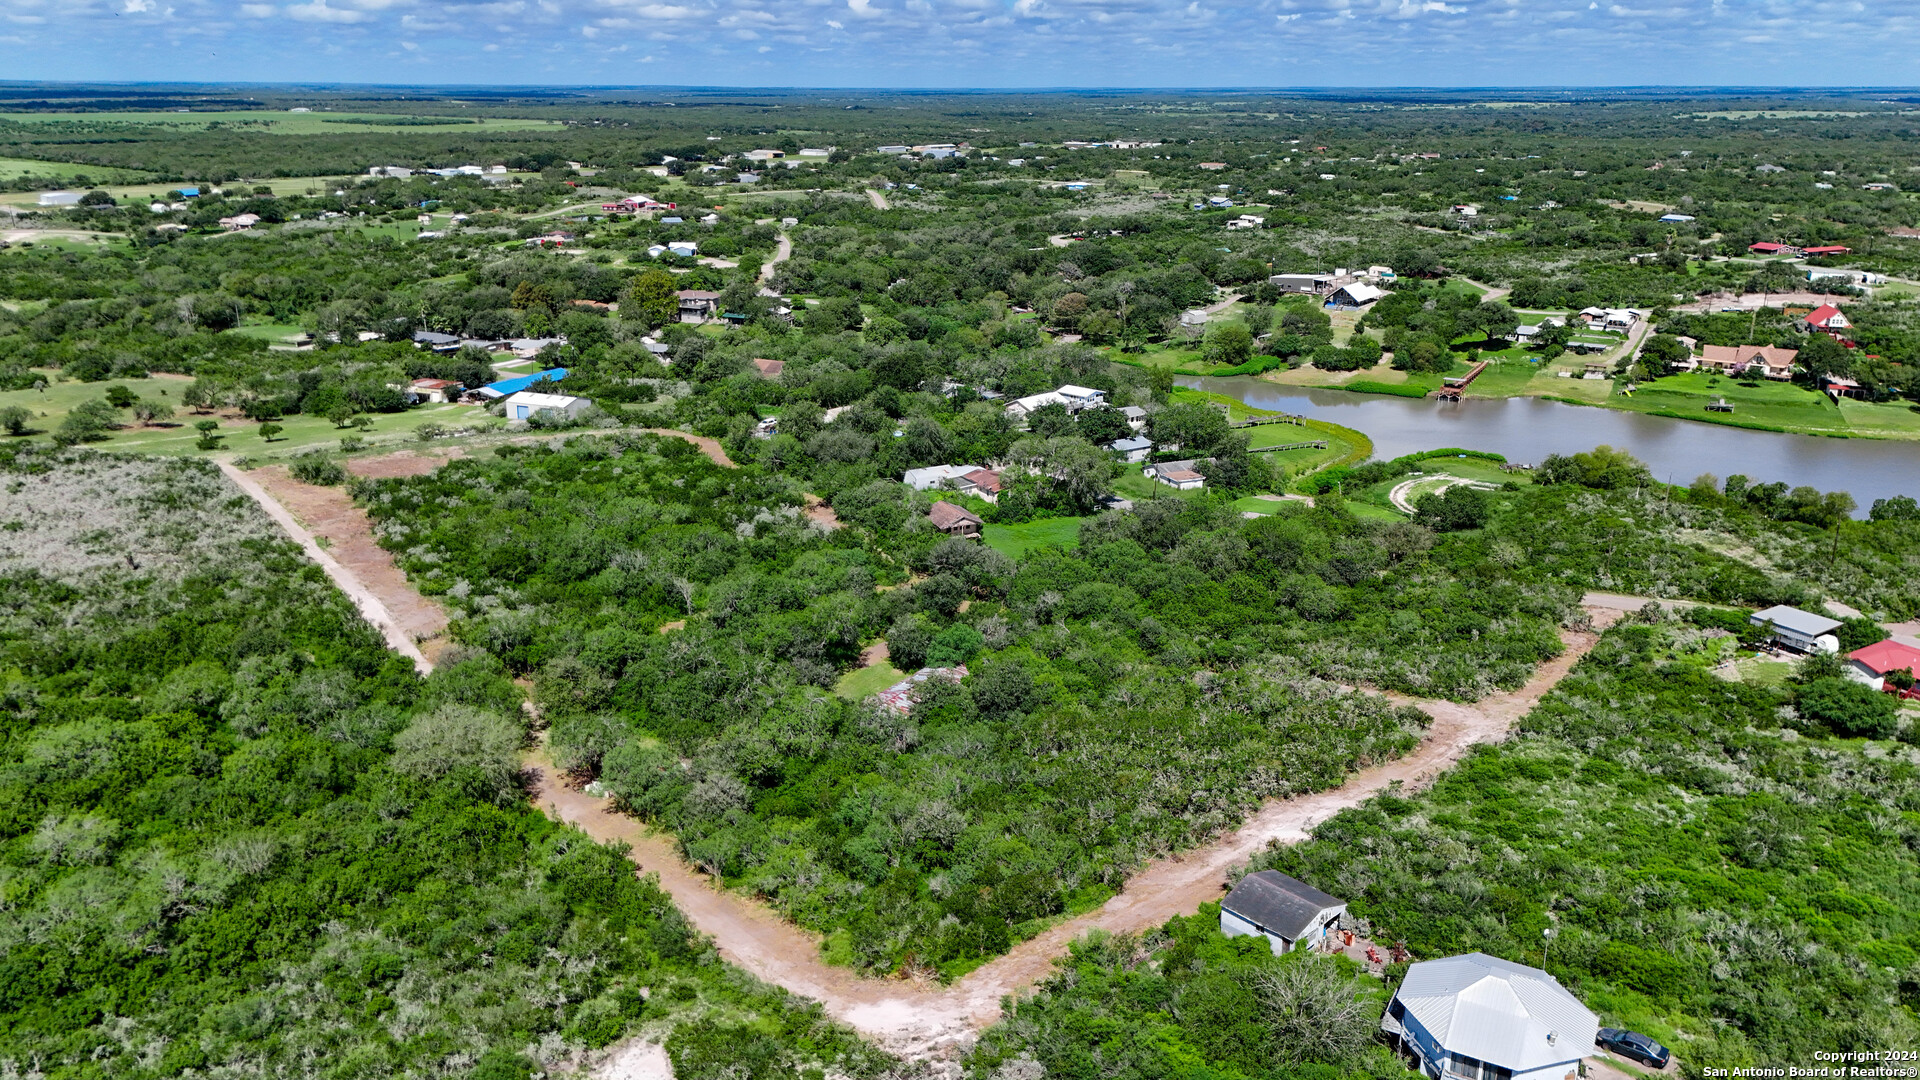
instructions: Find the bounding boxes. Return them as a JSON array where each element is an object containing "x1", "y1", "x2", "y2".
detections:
[
  {"x1": 4, "y1": 0, "x2": 1917, "y2": 90},
  {"x1": 2, "y1": 80, "x2": 1920, "y2": 96}
]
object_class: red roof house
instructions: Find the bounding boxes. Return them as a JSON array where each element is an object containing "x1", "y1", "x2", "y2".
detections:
[
  {"x1": 1748, "y1": 242, "x2": 1797, "y2": 255},
  {"x1": 1802, "y1": 245, "x2": 1851, "y2": 257},
  {"x1": 1848, "y1": 640, "x2": 1920, "y2": 693},
  {"x1": 961, "y1": 467, "x2": 1002, "y2": 497},
  {"x1": 1802, "y1": 304, "x2": 1851, "y2": 332},
  {"x1": 750, "y1": 358, "x2": 785, "y2": 379}
]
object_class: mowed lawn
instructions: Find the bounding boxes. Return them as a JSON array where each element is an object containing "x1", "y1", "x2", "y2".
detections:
[
  {"x1": 983, "y1": 516, "x2": 1087, "y2": 557},
  {"x1": 0, "y1": 373, "x2": 485, "y2": 458},
  {"x1": 834, "y1": 660, "x2": 906, "y2": 702}
]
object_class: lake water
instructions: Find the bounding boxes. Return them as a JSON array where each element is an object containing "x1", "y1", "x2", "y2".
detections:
[{"x1": 1181, "y1": 376, "x2": 1920, "y2": 510}]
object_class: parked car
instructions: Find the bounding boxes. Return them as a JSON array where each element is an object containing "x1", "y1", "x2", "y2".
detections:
[{"x1": 1597, "y1": 1028, "x2": 1671, "y2": 1069}]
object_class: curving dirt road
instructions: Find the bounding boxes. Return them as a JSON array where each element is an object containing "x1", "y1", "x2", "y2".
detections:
[
  {"x1": 866, "y1": 188, "x2": 890, "y2": 210},
  {"x1": 225, "y1": 447, "x2": 1640, "y2": 1065},
  {"x1": 539, "y1": 616, "x2": 1617, "y2": 1063},
  {"x1": 759, "y1": 232, "x2": 792, "y2": 285}
]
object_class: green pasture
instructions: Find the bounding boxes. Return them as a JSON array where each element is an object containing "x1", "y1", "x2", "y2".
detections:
[
  {"x1": 983, "y1": 516, "x2": 1087, "y2": 558},
  {"x1": 0, "y1": 156, "x2": 152, "y2": 183},
  {"x1": 834, "y1": 659, "x2": 907, "y2": 702},
  {"x1": 0, "y1": 111, "x2": 556, "y2": 135},
  {"x1": 0, "y1": 373, "x2": 481, "y2": 457}
]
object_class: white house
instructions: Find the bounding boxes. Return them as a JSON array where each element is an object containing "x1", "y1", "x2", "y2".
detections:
[
  {"x1": 37, "y1": 191, "x2": 83, "y2": 207},
  {"x1": 1220, "y1": 871, "x2": 1347, "y2": 955},
  {"x1": 903, "y1": 464, "x2": 986, "y2": 491},
  {"x1": 1108, "y1": 435, "x2": 1153, "y2": 463},
  {"x1": 1146, "y1": 459, "x2": 1206, "y2": 490},
  {"x1": 1578, "y1": 308, "x2": 1641, "y2": 333},
  {"x1": 1326, "y1": 282, "x2": 1386, "y2": 310},
  {"x1": 1749, "y1": 605, "x2": 1842, "y2": 653},
  {"x1": 1005, "y1": 384, "x2": 1108, "y2": 420},
  {"x1": 1382, "y1": 953, "x2": 1598, "y2": 1080},
  {"x1": 1119, "y1": 405, "x2": 1149, "y2": 431},
  {"x1": 503, "y1": 392, "x2": 589, "y2": 422}
]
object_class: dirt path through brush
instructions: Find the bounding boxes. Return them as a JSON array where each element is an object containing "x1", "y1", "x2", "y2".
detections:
[
  {"x1": 536, "y1": 615, "x2": 1616, "y2": 1061},
  {"x1": 221, "y1": 461, "x2": 440, "y2": 673},
  {"x1": 230, "y1": 448, "x2": 1637, "y2": 1061}
]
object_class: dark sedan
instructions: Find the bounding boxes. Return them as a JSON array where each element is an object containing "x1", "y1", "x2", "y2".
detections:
[{"x1": 1597, "y1": 1028, "x2": 1671, "y2": 1069}]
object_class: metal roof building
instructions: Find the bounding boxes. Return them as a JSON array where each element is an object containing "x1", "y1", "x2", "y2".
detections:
[
  {"x1": 476, "y1": 368, "x2": 569, "y2": 400},
  {"x1": 1748, "y1": 604, "x2": 1842, "y2": 653},
  {"x1": 1383, "y1": 953, "x2": 1598, "y2": 1080},
  {"x1": 1220, "y1": 870, "x2": 1346, "y2": 955}
]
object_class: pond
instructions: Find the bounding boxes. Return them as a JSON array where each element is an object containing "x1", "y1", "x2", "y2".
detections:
[{"x1": 1181, "y1": 376, "x2": 1920, "y2": 510}]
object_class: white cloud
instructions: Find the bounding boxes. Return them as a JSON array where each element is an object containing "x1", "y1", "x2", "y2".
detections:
[{"x1": 285, "y1": 0, "x2": 368, "y2": 20}]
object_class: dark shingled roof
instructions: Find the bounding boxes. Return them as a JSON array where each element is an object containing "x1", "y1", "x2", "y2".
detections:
[{"x1": 1222, "y1": 870, "x2": 1344, "y2": 940}]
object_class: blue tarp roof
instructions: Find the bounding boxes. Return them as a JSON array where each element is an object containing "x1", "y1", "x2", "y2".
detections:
[{"x1": 482, "y1": 368, "x2": 568, "y2": 397}]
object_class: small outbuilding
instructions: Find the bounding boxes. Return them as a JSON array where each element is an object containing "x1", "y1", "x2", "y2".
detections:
[
  {"x1": 928, "y1": 500, "x2": 984, "y2": 539},
  {"x1": 1220, "y1": 871, "x2": 1347, "y2": 956},
  {"x1": 503, "y1": 392, "x2": 589, "y2": 422},
  {"x1": 1325, "y1": 282, "x2": 1386, "y2": 310},
  {"x1": 1109, "y1": 435, "x2": 1154, "y2": 463},
  {"x1": 1749, "y1": 604, "x2": 1842, "y2": 653},
  {"x1": 1147, "y1": 459, "x2": 1207, "y2": 490},
  {"x1": 1382, "y1": 953, "x2": 1598, "y2": 1080}
]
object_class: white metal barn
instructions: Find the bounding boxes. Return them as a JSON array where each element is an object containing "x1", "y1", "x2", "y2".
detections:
[
  {"x1": 1382, "y1": 953, "x2": 1599, "y2": 1080},
  {"x1": 504, "y1": 392, "x2": 589, "y2": 422}
]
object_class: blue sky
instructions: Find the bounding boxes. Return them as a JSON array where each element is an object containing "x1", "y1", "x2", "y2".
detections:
[{"x1": 4, "y1": 0, "x2": 1916, "y2": 87}]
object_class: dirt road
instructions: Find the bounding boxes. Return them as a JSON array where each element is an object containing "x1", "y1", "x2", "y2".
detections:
[
  {"x1": 543, "y1": 617, "x2": 1614, "y2": 1063},
  {"x1": 220, "y1": 461, "x2": 439, "y2": 673},
  {"x1": 229, "y1": 449, "x2": 1638, "y2": 1063},
  {"x1": 866, "y1": 188, "x2": 890, "y2": 210},
  {"x1": 759, "y1": 233, "x2": 792, "y2": 285}
]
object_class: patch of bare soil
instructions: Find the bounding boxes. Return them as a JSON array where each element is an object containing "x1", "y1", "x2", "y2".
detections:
[
  {"x1": 632, "y1": 428, "x2": 734, "y2": 467},
  {"x1": 246, "y1": 463, "x2": 453, "y2": 664},
  {"x1": 858, "y1": 638, "x2": 890, "y2": 666},
  {"x1": 803, "y1": 492, "x2": 842, "y2": 530},
  {"x1": 346, "y1": 446, "x2": 468, "y2": 478}
]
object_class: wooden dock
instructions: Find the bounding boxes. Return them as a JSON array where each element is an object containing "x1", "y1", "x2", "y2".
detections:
[
  {"x1": 1229, "y1": 414, "x2": 1304, "y2": 428},
  {"x1": 1250, "y1": 439, "x2": 1328, "y2": 453},
  {"x1": 1433, "y1": 360, "x2": 1494, "y2": 401}
]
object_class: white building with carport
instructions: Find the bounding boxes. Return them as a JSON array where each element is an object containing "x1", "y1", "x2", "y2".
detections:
[{"x1": 1382, "y1": 953, "x2": 1598, "y2": 1080}]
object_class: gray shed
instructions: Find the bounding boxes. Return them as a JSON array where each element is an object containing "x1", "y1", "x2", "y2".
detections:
[{"x1": 1220, "y1": 870, "x2": 1347, "y2": 955}]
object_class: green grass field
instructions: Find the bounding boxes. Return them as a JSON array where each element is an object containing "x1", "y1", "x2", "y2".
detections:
[
  {"x1": 230, "y1": 323, "x2": 306, "y2": 342},
  {"x1": 0, "y1": 373, "x2": 482, "y2": 458},
  {"x1": 834, "y1": 660, "x2": 906, "y2": 702},
  {"x1": 0, "y1": 111, "x2": 557, "y2": 135},
  {"x1": 0, "y1": 156, "x2": 153, "y2": 183},
  {"x1": 983, "y1": 516, "x2": 1087, "y2": 557}
]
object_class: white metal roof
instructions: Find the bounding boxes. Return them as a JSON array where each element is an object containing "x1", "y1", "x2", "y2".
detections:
[
  {"x1": 505, "y1": 392, "x2": 582, "y2": 410},
  {"x1": 1056, "y1": 384, "x2": 1106, "y2": 398},
  {"x1": 903, "y1": 464, "x2": 982, "y2": 489},
  {"x1": 1392, "y1": 953, "x2": 1597, "y2": 1073},
  {"x1": 1749, "y1": 605, "x2": 1843, "y2": 638}
]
